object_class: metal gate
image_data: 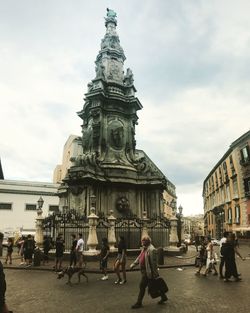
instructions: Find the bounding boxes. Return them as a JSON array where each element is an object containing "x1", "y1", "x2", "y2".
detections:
[{"x1": 43, "y1": 210, "x2": 170, "y2": 251}]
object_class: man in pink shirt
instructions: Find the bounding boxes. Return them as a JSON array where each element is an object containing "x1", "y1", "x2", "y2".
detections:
[{"x1": 130, "y1": 236, "x2": 168, "y2": 309}]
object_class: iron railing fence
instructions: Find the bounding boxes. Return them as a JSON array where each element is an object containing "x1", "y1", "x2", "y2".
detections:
[{"x1": 43, "y1": 210, "x2": 170, "y2": 251}]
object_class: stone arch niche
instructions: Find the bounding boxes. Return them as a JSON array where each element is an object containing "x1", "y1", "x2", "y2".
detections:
[{"x1": 108, "y1": 119, "x2": 125, "y2": 150}]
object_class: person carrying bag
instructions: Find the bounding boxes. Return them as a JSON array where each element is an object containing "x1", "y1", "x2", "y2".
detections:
[{"x1": 130, "y1": 236, "x2": 168, "y2": 309}]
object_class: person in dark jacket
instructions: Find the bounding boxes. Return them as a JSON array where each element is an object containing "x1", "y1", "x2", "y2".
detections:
[
  {"x1": 69, "y1": 234, "x2": 77, "y2": 267},
  {"x1": 23, "y1": 234, "x2": 35, "y2": 267},
  {"x1": 222, "y1": 233, "x2": 245, "y2": 282},
  {"x1": 43, "y1": 236, "x2": 52, "y2": 265},
  {"x1": 55, "y1": 234, "x2": 65, "y2": 272},
  {"x1": 0, "y1": 260, "x2": 11, "y2": 313}
]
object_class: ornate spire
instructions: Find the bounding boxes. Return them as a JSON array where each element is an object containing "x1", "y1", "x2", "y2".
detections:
[
  {"x1": 94, "y1": 9, "x2": 126, "y2": 85},
  {"x1": 105, "y1": 8, "x2": 117, "y2": 27}
]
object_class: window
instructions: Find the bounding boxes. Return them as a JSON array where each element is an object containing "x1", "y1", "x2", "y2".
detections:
[
  {"x1": 226, "y1": 184, "x2": 231, "y2": 202},
  {"x1": 233, "y1": 179, "x2": 239, "y2": 199},
  {"x1": 235, "y1": 206, "x2": 240, "y2": 224},
  {"x1": 229, "y1": 155, "x2": 235, "y2": 174},
  {"x1": 219, "y1": 167, "x2": 222, "y2": 184},
  {"x1": 215, "y1": 172, "x2": 218, "y2": 189},
  {"x1": 228, "y1": 208, "x2": 232, "y2": 224},
  {"x1": 241, "y1": 146, "x2": 249, "y2": 160},
  {"x1": 49, "y1": 205, "x2": 59, "y2": 212},
  {"x1": 0, "y1": 203, "x2": 12, "y2": 210},
  {"x1": 25, "y1": 204, "x2": 37, "y2": 211},
  {"x1": 223, "y1": 161, "x2": 227, "y2": 171}
]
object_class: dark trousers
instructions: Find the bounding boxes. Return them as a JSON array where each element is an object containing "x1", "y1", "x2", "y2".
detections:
[
  {"x1": 219, "y1": 257, "x2": 225, "y2": 277},
  {"x1": 225, "y1": 258, "x2": 239, "y2": 279},
  {"x1": 70, "y1": 251, "x2": 77, "y2": 267},
  {"x1": 137, "y1": 272, "x2": 165, "y2": 304}
]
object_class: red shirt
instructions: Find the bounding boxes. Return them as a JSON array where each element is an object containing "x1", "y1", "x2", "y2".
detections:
[{"x1": 139, "y1": 250, "x2": 146, "y2": 268}]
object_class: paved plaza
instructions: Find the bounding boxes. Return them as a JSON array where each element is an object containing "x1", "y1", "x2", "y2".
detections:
[{"x1": 2, "y1": 245, "x2": 250, "y2": 313}]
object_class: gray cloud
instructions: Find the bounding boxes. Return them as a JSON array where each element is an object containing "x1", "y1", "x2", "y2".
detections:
[{"x1": 1, "y1": 0, "x2": 250, "y2": 215}]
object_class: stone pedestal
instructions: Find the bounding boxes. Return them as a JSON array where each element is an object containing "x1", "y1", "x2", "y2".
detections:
[
  {"x1": 108, "y1": 210, "x2": 117, "y2": 252},
  {"x1": 169, "y1": 216, "x2": 178, "y2": 246},
  {"x1": 86, "y1": 207, "x2": 99, "y2": 255},
  {"x1": 35, "y1": 209, "x2": 44, "y2": 248}
]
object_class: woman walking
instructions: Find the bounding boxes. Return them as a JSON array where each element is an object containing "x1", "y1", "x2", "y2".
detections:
[
  {"x1": 114, "y1": 235, "x2": 127, "y2": 284},
  {"x1": 203, "y1": 237, "x2": 218, "y2": 276},
  {"x1": 5, "y1": 238, "x2": 13, "y2": 265}
]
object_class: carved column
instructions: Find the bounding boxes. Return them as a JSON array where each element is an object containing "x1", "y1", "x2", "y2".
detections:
[
  {"x1": 107, "y1": 210, "x2": 117, "y2": 251},
  {"x1": 86, "y1": 207, "x2": 99, "y2": 255},
  {"x1": 141, "y1": 210, "x2": 149, "y2": 239}
]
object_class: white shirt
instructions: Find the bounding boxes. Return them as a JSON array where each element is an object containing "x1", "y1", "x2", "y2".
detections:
[
  {"x1": 220, "y1": 237, "x2": 227, "y2": 248},
  {"x1": 220, "y1": 237, "x2": 227, "y2": 257},
  {"x1": 76, "y1": 238, "x2": 84, "y2": 252}
]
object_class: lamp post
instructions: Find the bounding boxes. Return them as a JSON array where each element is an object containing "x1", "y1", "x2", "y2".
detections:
[
  {"x1": 107, "y1": 210, "x2": 117, "y2": 251},
  {"x1": 176, "y1": 205, "x2": 183, "y2": 246},
  {"x1": 86, "y1": 195, "x2": 99, "y2": 255},
  {"x1": 35, "y1": 196, "x2": 44, "y2": 248},
  {"x1": 169, "y1": 198, "x2": 179, "y2": 246}
]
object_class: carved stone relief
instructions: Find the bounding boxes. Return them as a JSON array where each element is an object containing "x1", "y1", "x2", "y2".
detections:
[{"x1": 116, "y1": 196, "x2": 130, "y2": 214}]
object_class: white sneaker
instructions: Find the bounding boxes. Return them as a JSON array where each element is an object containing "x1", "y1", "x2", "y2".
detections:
[
  {"x1": 101, "y1": 275, "x2": 108, "y2": 281},
  {"x1": 119, "y1": 280, "x2": 127, "y2": 285}
]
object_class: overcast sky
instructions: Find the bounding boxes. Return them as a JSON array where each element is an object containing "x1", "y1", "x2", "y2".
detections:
[{"x1": 1, "y1": 0, "x2": 250, "y2": 216}]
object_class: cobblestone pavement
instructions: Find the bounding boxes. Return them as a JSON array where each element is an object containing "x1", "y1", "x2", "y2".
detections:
[{"x1": 3, "y1": 245, "x2": 250, "y2": 313}]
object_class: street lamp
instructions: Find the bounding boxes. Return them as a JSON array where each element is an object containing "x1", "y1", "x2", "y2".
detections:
[
  {"x1": 37, "y1": 196, "x2": 44, "y2": 216},
  {"x1": 37, "y1": 196, "x2": 44, "y2": 210},
  {"x1": 176, "y1": 205, "x2": 183, "y2": 245},
  {"x1": 178, "y1": 205, "x2": 183, "y2": 216},
  {"x1": 35, "y1": 196, "x2": 44, "y2": 248}
]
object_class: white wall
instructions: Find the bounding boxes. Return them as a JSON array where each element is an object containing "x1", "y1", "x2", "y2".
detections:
[{"x1": 0, "y1": 180, "x2": 59, "y2": 232}]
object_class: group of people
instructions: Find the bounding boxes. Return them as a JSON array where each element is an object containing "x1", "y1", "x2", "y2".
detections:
[
  {"x1": 1, "y1": 234, "x2": 166, "y2": 311},
  {"x1": 196, "y1": 232, "x2": 245, "y2": 282},
  {"x1": 4, "y1": 234, "x2": 36, "y2": 267},
  {"x1": 98, "y1": 235, "x2": 168, "y2": 309},
  {"x1": 98, "y1": 235, "x2": 127, "y2": 284},
  {"x1": 57, "y1": 232, "x2": 167, "y2": 308}
]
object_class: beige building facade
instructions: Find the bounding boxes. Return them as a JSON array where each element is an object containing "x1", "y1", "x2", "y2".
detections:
[{"x1": 203, "y1": 130, "x2": 250, "y2": 239}]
